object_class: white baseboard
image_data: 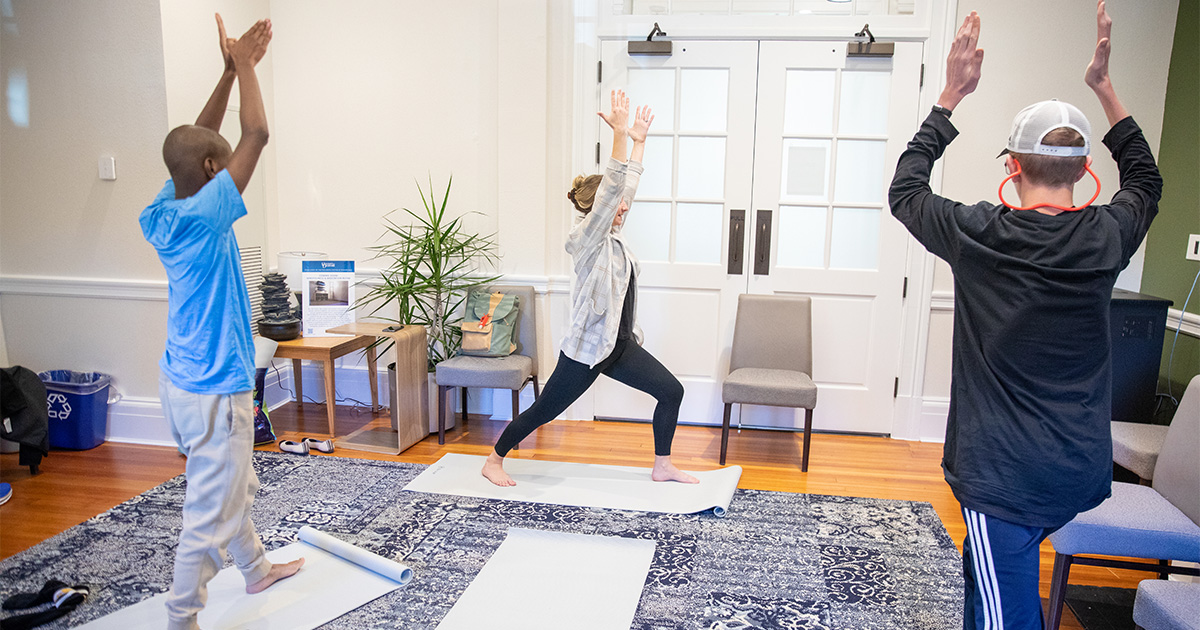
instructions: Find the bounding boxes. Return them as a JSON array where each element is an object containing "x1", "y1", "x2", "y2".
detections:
[
  {"x1": 105, "y1": 396, "x2": 175, "y2": 447},
  {"x1": 919, "y1": 397, "x2": 950, "y2": 443},
  {"x1": 105, "y1": 363, "x2": 535, "y2": 445},
  {"x1": 890, "y1": 394, "x2": 949, "y2": 443}
]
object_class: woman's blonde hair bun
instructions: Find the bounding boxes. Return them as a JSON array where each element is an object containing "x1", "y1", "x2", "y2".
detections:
[{"x1": 568, "y1": 174, "x2": 603, "y2": 214}]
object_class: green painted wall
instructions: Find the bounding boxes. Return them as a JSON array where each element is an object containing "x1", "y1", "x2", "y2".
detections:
[{"x1": 1141, "y1": 0, "x2": 1200, "y2": 414}]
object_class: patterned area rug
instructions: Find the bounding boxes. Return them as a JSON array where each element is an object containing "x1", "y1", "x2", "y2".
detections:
[{"x1": 0, "y1": 453, "x2": 963, "y2": 629}]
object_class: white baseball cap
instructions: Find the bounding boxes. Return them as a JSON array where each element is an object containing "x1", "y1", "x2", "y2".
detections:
[{"x1": 998, "y1": 99, "x2": 1091, "y2": 158}]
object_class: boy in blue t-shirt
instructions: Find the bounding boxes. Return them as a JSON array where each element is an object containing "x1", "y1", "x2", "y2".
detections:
[{"x1": 140, "y1": 15, "x2": 302, "y2": 630}]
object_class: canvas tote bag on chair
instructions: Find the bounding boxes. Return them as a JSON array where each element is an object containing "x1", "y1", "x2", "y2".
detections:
[{"x1": 459, "y1": 291, "x2": 519, "y2": 357}]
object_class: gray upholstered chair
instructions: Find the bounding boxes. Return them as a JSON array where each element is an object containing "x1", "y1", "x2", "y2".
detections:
[
  {"x1": 1044, "y1": 375, "x2": 1200, "y2": 630},
  {"x1": 721, "y1": 294, "x2": 818, "y2": 471},
  {"x1": 434, "y1": 285, "x2": 540, "y2": 446},
  {"x1": 1112, "y1": 420, "x2": 1169, "y2": 483},
  {"x1": 1133, "y1": 579, "x2": 1200, "y2": 630}
]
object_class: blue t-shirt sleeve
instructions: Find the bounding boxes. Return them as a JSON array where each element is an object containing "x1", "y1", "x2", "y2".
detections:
[
  {"x1": 153, "y1": 179, "x2": 176, "y2": 203},
  {"x1": 190, "y1": 170, "x2": 248, "y2": 233}
]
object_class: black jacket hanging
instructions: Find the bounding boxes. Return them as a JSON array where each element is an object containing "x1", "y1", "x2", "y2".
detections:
[{"x1": 1, "y1": 366, "x2": 50, "y2": 472}]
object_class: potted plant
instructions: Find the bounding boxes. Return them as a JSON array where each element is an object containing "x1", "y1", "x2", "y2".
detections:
[{"x1": 358, "y1": 176, "x2": 501, "y2": 432}]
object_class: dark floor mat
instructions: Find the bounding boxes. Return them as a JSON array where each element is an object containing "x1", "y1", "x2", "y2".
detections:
[{"x1": 1065, "y1": 585, "x2": 1137, "y2": 630}]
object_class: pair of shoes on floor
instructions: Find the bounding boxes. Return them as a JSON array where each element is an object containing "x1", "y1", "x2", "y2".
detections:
[
  {"x1": 278, "y1": 438, "x2": 334, "y2": 455},
  {"x1": 1, "y1": 580, "x2": 90, "y2": 630},
  {"x1": 0, "y1": 482, "x2": 11, "y2": 506}
]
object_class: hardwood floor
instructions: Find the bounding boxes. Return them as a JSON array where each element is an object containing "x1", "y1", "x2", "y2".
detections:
[{"x1": 1, "y1": 401, "x2": 1144, "y2": 628}]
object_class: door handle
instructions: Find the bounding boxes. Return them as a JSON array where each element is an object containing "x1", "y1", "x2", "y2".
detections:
[
  {"x1": 754, "y1": 209, "x2": 772, "y2": 275},
  {"x1": 728, "y1": 209, "x2": 746, "y2": 275}
]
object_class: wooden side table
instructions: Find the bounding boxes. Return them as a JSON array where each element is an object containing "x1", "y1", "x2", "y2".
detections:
[
  {"x1": 273, "y1": 334, "x2": 379, "y2": 437},
  {"x1": 327, "y1": 323, "x2": 428, "y2": 454}
]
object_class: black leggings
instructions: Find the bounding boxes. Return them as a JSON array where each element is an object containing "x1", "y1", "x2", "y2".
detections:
[{"x1": 493, "y1": 339, "x2": 684, "y2": 457}]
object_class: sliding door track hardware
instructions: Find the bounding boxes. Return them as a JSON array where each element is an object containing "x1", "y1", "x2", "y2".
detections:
[
  {"x1": 848, "y1": 24, "x2": 894, "y2": 57},
  {"x1": 629, "y1": 22, "x2": 672, "y2": 56}
]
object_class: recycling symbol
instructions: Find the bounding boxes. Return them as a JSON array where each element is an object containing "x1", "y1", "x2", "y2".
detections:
[{"x1": 47, "y1": 393, "x2": 72, "y2": 421}]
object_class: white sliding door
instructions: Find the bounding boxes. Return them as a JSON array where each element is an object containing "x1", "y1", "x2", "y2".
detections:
[
  {"x1": 742, "y1": 41, "x2": 922, "y2": 433},
  {"x1": 588, "y1": 39, "x2": 922, "y2": 435}
]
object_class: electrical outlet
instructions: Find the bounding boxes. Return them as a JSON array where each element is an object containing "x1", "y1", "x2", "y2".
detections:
[
  {"x1": 98, "y1": 156, "x2": 117, "y2": 181},
  {"x1": 1189, "y1": 234, "x2": 1200, "y2": 262}
]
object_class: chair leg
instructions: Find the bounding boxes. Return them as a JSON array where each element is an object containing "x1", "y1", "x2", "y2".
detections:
[
  {"x1": 1045, "y1": 552, "x2": 1073, "y2": 630},
  {"x1": 437, "y1": 385, "x2": 447, "y2": 445},
  {"x1": 460, "y1": 387, "x2": 468, "y2": 428},
  {"x1": 720, "y1": 403, "x2": 732, "y2": 466},
  {"x1": 532, "y1": 377, "x2": 541, "y2": 399},
  {"x1": 511, "y1": 390, "x2": 521, "y2": 451},
  {"x1": 1158, "y1": 558, "x2": 1170, "y2": 580},
  {"x1": 801, "y1": 408, "x2": 813, "y2": 473}
]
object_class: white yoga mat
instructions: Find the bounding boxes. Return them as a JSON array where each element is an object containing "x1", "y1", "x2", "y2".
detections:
[
  {"x1": 76, "y1": 527, "x2": 412, "y2": 630},
  {"x1": 405, "y1": 453, "x2": 742, "y2": 516},
  {"x1": 435, "y1": 528, "x2": 655, "y2": 630}
]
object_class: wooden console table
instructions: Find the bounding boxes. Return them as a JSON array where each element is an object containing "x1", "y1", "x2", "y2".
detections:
[
  {"x1": 326, "y1": 323, "x2": 428, "y2": 454},
  {"x1": 273, "y1": 334, "x2": 379, "y2": 437}
]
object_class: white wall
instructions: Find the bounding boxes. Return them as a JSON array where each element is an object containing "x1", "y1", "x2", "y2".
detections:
[
  {"x1": 0, "y1": 0, "x2": 170, "y2": 404},
  {"x1": 0, "y1": 0, "x2": 169, "y2": 281},
  {"x1": 270, "y1": 3, "x2": 499, "y2": 269}
]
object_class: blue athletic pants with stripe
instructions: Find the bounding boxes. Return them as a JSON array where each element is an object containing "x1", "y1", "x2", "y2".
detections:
[{"x1": 961, "y1": 507, "x2": 1060, "y2": 630}]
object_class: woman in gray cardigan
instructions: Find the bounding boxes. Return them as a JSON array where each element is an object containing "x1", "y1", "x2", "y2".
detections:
[{"x1": 482, "y1": 90, "x2": 698, "y2": 487}]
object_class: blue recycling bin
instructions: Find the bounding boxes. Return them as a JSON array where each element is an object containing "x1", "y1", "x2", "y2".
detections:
[{"x1": 39, "y1": 370, "x2": 113, "y2": 449}]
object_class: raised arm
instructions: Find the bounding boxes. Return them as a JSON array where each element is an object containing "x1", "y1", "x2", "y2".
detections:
[
  {"x1": 223, "y1": 18, "x2": 272, "y2": 193},
  {"x1": 567, "y1": 92, "x2": 636, "y2": 255},
  {"x1": 936, "y1": 11, "x2": 983, "y2": 113},
  {"x1": 1084, "y1": 0, "x2": 1129, "y2": 127},
  {"x1": 888, "y1": 11, "x2": 983, "y2": 264},
  {"x1": 194, "y1": 14, "x2": 237, "y2": 132},
  {"x1": 1087, "y1": 0, "x2": 1159, "y2": 259},
  {"x1": 599, "y1": 90, "x2": 630, "y2": 162},
  {"x1": 628, "y1": 105, "x2": 653, "y2": 164}
]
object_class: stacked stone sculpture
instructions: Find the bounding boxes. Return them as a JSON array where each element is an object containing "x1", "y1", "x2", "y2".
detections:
[{"x1": 257, "y1": 273, "x2": 301, "y2": 340}]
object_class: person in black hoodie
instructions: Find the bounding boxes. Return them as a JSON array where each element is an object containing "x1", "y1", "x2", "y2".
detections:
[{"x1": 888, "y1": 3, "x2": 1161, "y2": 628}]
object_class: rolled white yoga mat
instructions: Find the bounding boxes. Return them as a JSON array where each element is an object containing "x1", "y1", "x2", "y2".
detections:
[{"x1": 297, "y1": 525, "x2": 412, "y2": 583}]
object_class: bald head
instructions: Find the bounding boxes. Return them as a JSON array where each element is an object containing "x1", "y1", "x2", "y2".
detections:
[{"x1": 163, "y1": 125, "x2": 232, "y2": 198}]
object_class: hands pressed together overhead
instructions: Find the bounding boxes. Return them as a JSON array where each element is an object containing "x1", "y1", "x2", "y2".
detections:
[
  {"x1": 216, "y1": 13, "x2": 272, "y2": 73},
  {"x1": 937, "y1": 1, "x2": 1126, "y2": 126}
]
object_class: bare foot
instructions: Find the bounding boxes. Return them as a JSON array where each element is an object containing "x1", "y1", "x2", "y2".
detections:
[
  {"x1": 651, "y1": 456, "x2": 700, "y2": 484},
  {"x1": 246, "y1": 558, "x2": 304, "y2": 594},
  {"x1": 481, "y1": 451, "x2": 516, "y2": 487}
]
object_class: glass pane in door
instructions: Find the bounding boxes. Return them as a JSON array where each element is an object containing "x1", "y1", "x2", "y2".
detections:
[
  {"x1": 781, "y1": 138, "x2": 831, "y2": 199},
  {"x1": 829, "y1": 207, "x2": 880, "y2": 269},
  {"x1": 776, "y1": 205, "x2": 827, "y2": 268},
  {"x1": 832, "y1": 139, "x2": 886, "y2": 204},
  {"x1": 627, "y1": 68, "x2": 676, "y2": 130},
  {"x1": 838, "y1": 70, "x2": 891, "y2": 136},
  {"x1": 784, "y1": 70, "x2": 835, "y2": 135},
  {"x1": 622, "y1": 201, "x2": 672, "y2": 262},
  {"x1": 680, "y1": 69, "x2": 730, "y2": 132},
  {"x1": 637, "y1": 136, "x2": 675, "y2": 198},
  {"x1": 677, "y1": 137, "x2": 726, "y2": 198},
  {"x1": 675, "y1": 202, "x2": 724, "y2": 264}
]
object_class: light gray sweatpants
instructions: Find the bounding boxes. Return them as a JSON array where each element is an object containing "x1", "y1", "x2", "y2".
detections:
[{"x1": 159, "y1": 374, "x2": 271, "y2": 630}]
